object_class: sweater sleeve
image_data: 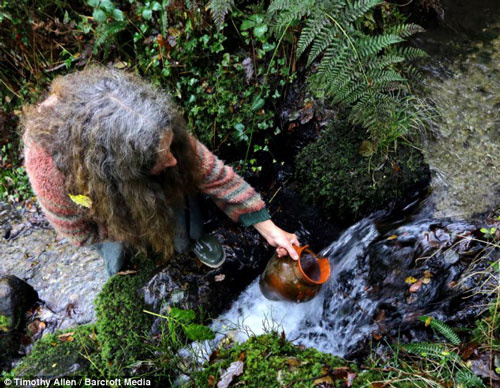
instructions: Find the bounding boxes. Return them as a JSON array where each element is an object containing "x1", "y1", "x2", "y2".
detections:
[
  {"x1": 192, "y1": 138, "x2": 271, "y2": 226},
  {"x1": 24, "y1": 139, "x2": 107, "y2": 246}
]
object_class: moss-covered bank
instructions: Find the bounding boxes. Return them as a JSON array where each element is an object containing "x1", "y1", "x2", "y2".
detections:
[
  {"x1": 8, "y1": 256, "x2": 158, "y2": 379},
  {"x1": 188, "y1": 333, "x2": 381, "y2": 387},
  {"x1": 295, "y1": 121, "x2": 430, "y2": 222}
]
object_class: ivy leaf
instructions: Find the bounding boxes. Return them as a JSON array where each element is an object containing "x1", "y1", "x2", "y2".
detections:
[
  {"x1": 253, "y1": 24, "x2": 268, "y2": 38},
  {"x1": 142, "y1": 9, "x2": 153, "y2": 20},
  {"x1": 183, "y1": 323, "x2": 215, "y2": 341},
  {"x1": 87, "y1": 0, "x2": 99, "y2": 7},
  {"x1": 112, "y1": 9, "x2": 124, "y2": 21},
  {"x1": 100, "y1": 0, "x2": 114, "y2": 12},
  {"x1": 250, "y1": 96, "x2": 265, "y2": 111},
  {"x1": 152, "y1": 1, "x2": 162, "y2": 11},
  {"x1": 92, "y1": 9, "x2": 107, "y2": 23},
  {"x1": 240, "y1": 20, "x2": 255, "y2": 31}
]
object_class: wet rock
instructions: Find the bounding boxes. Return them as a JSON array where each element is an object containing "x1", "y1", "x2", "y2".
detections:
[
  {"x1": 139, "y1": 225, "x2": 271, "y2": 334},
  {"x1": 0, "y1": 275, "x2": 38, "y2": 368},
  {"x1": 366, "y1": 219, "x2": 498, "y2": 343},
  {"x1": 1, "y1": 227, "x2": 108, "y2": 334}
]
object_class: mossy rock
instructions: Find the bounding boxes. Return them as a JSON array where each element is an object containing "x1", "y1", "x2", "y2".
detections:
[
  {"x1": 94, "y1": 257, "x2": 156, "y2": 377},
  {"x1": 189, "y1": 333, "x2": 386, "y2": 387},
  {"x1": 11, "y1": 324, "x2": 99, "y2": 379},
  {"x1": 295, "y1": 121, "x2": 430, "y2": 222}
]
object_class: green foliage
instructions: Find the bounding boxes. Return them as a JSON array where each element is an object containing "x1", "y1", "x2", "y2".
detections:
[
  {"x1": 399, "y1": 341, "x2": 486, "y2": 387},
  {"x1": 481, "y1": 226, "x2": 498, "y2": 240},
  {"x1": 267, "y1": 0, "x2": 428, "y2": 151},
  {"x1": 189, "y1": 332, "x2": 359, "y2": 388},
  {"x1": 418, "y1": 316, "x2": 461, "y2": 345},
  {"x1": 0, "y1": 315, "x2": 12, "y2": 332},
  {"x1": 11, "y1": 324, "x2": 101, "y2": 378},
  {"x1": 295, "y1": 119, "x2": 429, "y2": 222},
  {"x1": 0, "y1": 144, "x2": 33, "y2": 203}
]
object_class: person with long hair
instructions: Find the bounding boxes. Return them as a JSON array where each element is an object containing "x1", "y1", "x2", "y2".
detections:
[{"x1": 22, "y1": 67, "x2": 299, "y2": 275}]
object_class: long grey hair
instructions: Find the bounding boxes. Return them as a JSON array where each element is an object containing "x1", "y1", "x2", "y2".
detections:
[{"x1": 22, "y1": 66, "x2": 201, "y2": 259}]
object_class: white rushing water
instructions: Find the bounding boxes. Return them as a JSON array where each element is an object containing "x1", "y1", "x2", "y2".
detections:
[{"x1": 202, "y1": 219, "x2": 380, "y2": 357}]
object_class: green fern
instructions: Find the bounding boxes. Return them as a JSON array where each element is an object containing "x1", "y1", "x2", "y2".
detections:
[
  {"x1": 94, "y1": 21, "x2": 127, "y2": 51},
  {"x1": 455, "y1": 368, "x2": 487, "y2": 388},
  {"x1": 267, "y1": 0, "x2": 428, "y2": 150},
  {"x1": 402, "y1": 342, "x2": 462, "y2": 362},
  {"x1": 419, "y1": 316, "x2": 461, "y2": 345},
  {"x1": 207, "y1": 0, "x2": 235, "y2": 31}
]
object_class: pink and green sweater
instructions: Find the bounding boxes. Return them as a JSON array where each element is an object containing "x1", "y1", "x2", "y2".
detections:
[{"x1": 24, "y1": 136, "x2": 270, "y2": 247}]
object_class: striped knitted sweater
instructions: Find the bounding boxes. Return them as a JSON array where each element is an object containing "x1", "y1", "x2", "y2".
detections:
[{"x1": 24, "y1": 136, "x2": 270, "y2": 247}]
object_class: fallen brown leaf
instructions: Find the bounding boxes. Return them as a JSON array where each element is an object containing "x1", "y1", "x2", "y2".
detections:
[
  {"x1": 58, "y1": 332, "x2": 75, "y2": 342},
  {"x1": 409, "y1": 278, "x2": 423, "y2": 293},
  {"x1": 313, "y1": 375, "x2": 333, "y2": 386},
  {"x1": 117, "y1": 270, "x2": 137, "y2": 276},
  {"x1": 286, "y1": 357, "x2": 302, "y2": 368},
  {"x1": 460, "y1": 342, "x2": 478, "y2": 360},
  {"x1": 27, "y1": 319, "x2": 46, "y2": 335}
]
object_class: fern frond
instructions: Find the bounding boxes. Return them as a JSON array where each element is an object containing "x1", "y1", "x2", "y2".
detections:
[
  {"x1": 370, "y1": 70, "x2": 406, "y2": 85},
  {"x1": 268, "y1": 0, "x2": 313, "y2": 24},
  {"x1": 267, "y1": 0, "x2": 429, "y2": 146},
  {"x1": 341, "y1": 0, "x2": 383, "y2": 23},
  {"x1": 395, "y1": 46, "x2": 428, "y2": 61},
  {"x1": 404, "y1": 64, "x2": 422, "y2": 82},
  {"x1": 356, "y1": 34, "x2": 404, "y2": 58},
  {"x1": 387, "y1": 23, "x2": 425, "y2": 38},
  {"x1": 366, "y1": 54, "x2": 406, "y2": 70},
  {"x1": 95, "y1": 21, "x2": 127, "y2": 49},
  {"x1": 455, "y1": 368, "x2": 487, "y2": 388},
  {"x1": 207, "y1": 0, "x2": 235, "y2": 31},
  {"x1": 297, "y1": 13, "x2": 329, "y2": 58},
  {"x1": 306, "y1": 27, "x2": 339, "y2": 67},
  {"x1": 268, "y1": 0, "x2": 300, "y2": 13},
  {"x1": 419, "y1": 316, "x2": 461, "y2": 345}
]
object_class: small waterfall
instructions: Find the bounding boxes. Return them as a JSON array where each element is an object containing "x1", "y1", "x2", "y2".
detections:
[{"x1": 208, "y1": 219, "x2": 380, "y2": 357}]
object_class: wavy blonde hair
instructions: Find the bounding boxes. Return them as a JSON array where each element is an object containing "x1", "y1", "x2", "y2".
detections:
[{"x1": 22, "y1": 66, "x2": 201, "y2": 259}]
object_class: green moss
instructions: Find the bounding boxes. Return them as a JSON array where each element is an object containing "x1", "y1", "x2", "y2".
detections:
[
  {"x1": 190, "y1": 333, "x2": 369, "y2": 387},
  {"x1": 0, "y1": 315, "x2": 12, "y2": 332},
  {"x1": 295, "y1": 120, "x2": 430, "y2": 222},
  {"x1": 94, "y1": 258, "x2": 156, "y2": 376},
  {"x1": 11, "y1": 324, "x2": 100, "y2": 379}
]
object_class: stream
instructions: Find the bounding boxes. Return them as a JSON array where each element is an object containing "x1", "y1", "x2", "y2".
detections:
[{"x1": 194, "y1": 2, "x2": 500, "y2": 359}]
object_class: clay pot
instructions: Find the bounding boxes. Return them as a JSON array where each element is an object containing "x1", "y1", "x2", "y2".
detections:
[{"x1": 259, "y1": 245, "x2": 331, "y2": 303}]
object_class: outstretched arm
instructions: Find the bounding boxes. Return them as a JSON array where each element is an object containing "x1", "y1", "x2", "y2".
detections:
[{"x1": 192, "y1": 137, "x2": 300, "y2": 259}]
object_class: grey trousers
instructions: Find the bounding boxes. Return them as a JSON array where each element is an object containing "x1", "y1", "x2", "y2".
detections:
[{"x1": 93, "y1": 196, "x2": 204, "y2": 276}]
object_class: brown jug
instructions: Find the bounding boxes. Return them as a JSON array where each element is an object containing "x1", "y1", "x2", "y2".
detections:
[{"x1": 259, "y1": 245, "x2": 331, "y2": 303}]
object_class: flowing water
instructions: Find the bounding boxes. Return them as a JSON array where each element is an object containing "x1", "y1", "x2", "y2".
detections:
[
  {"x1": 201, "y1": 5, "x2": 500, "y2": 358},
  {"x1": 204, "y1": 217, "x2": 489, "y2": 358},
  {"x1": 207, "y1": 219, "x2": 380, "y2": 357}
]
